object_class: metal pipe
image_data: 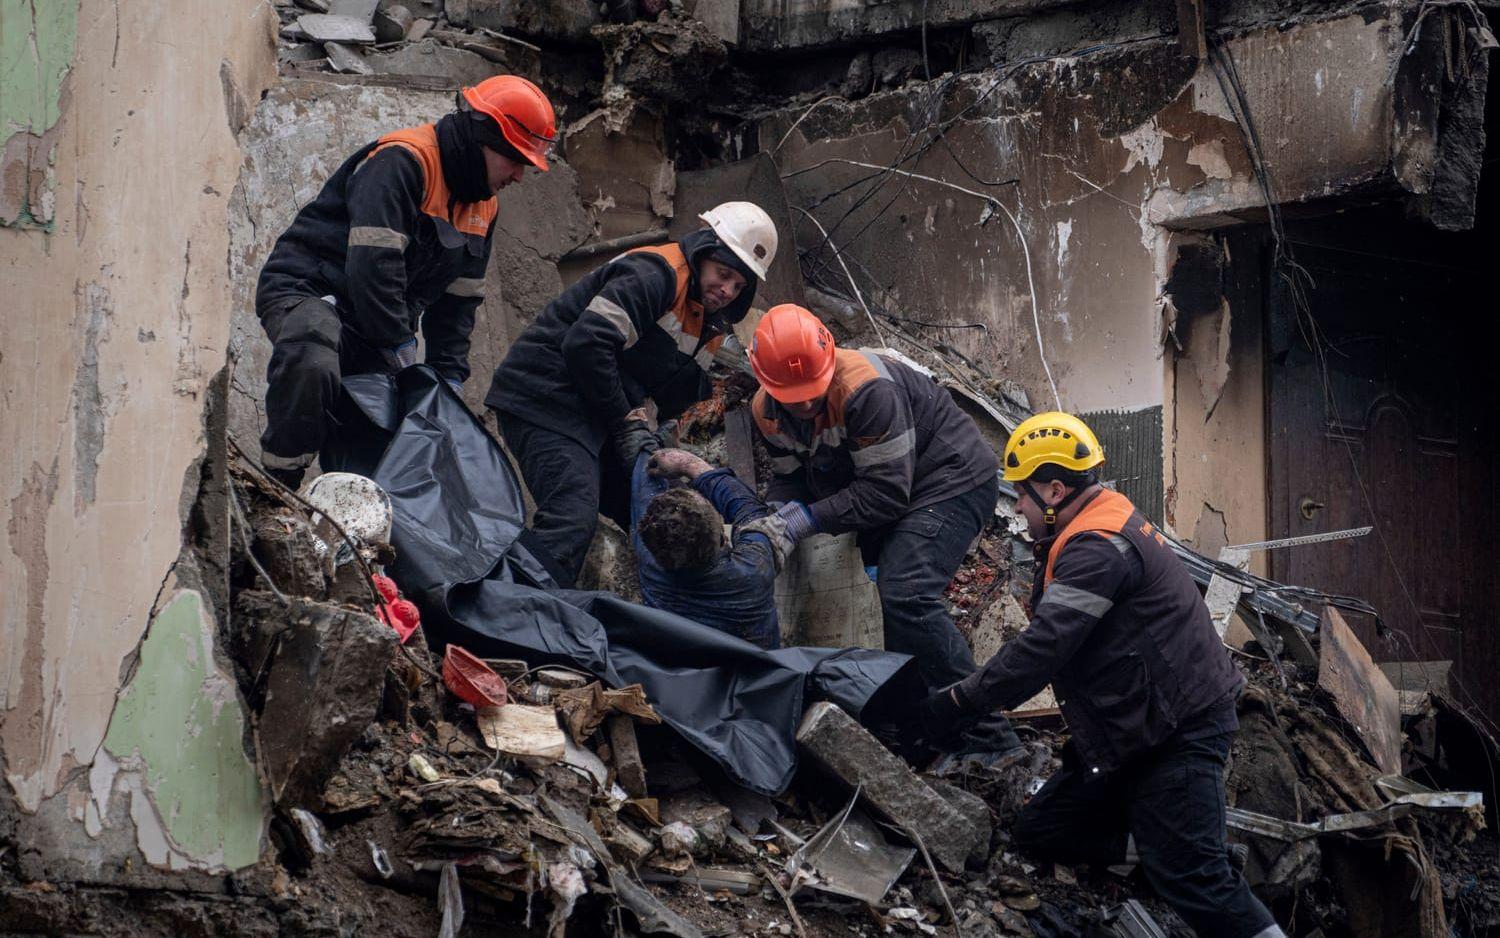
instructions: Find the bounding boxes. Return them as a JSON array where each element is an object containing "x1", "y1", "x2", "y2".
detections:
[{"x1": 559, "y1": 228, "x2": 669, "y2": 264}]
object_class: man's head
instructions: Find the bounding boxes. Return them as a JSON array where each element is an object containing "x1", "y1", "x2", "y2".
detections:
[
  {"x1": 639, "y1": 487, "x2": 726, "y2": 572},
  {"x1": 698, "y1": 253, "x2": 749, "y2": 313},
  {"x1": 1002, "y1": 411, "x2": 1106, "y2": 538},
  {"x1": 749, "y1": 304, "x2": 836, "y2": 418},
  {"x1": 696, "y1": 201, "x2": 778, "y2": 310},
  {"x1": 459, "y1": 76, "x2": 557, "y2": 193}
]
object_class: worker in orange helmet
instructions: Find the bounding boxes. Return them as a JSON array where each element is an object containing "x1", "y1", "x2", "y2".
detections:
[
  {"x1": 254, "y1": 75, "x2": 555, "y2": 489},
  {"x1": 744, "y1": 304, "x2": 1021, "y2": 769}
]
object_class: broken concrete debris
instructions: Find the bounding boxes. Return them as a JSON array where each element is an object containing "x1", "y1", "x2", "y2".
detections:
[
  {"x1": 11, "y1": 1, "x2": 1500, "y2": 935},
  {"x1": 797, "y1": 702, "x2": 982, "y2": 874}
]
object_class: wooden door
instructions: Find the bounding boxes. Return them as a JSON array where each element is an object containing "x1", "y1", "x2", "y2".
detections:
[{"x1": 1266, "y1": 214, "x2": 1498, "y2": 720}]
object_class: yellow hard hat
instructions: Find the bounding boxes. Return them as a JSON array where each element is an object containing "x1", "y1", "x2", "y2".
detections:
[{"x1": 1002, "y1": 411, "x2": 1105, "y2": 482}]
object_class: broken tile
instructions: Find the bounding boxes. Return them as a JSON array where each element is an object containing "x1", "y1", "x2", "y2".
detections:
[
  {"x1": 407, "y1": 17, "x2": 433, "y2": 42},
  {"x1": 796, "y1": 702, "x2": 980, "y2": 873},
  {"x1": 297, "y1": 13, "x2": 376, "y2": 43},
  {"x1": 324, "y1": 42, "x2": 372, "y2": 74}
]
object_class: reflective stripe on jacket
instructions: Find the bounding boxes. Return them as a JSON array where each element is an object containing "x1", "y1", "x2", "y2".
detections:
[
  {"x1": 959, "y1": 489, "x2": 1244, "y2": 774},
  {"x1": 486, "y1": 229, "x2": 754, "y2": 451},
  {"x1": 255, "y1": 123, "x2": 495, "y2": 385},
  {"x1": 753, "y1": 348, "x2": 998, "y2": 533}
]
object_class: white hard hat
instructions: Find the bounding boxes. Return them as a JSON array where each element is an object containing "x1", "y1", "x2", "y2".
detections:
[{"x1": 699, "y1": 201, "x2": 778, "y2": 281}]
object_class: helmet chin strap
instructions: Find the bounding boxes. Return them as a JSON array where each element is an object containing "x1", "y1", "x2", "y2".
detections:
[{"x1": 1021, "y1": 479, "x2": 1087, "y2": 534}]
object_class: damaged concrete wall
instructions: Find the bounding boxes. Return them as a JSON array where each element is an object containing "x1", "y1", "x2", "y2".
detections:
[
  {"x1": 1162, "y1": 232, "x2": 1268, "y2": 568},
  {"x1": 764, "y1": 7, "x2": 1469, "y2": 531},
  {"x1": 1, "y1": 0, "x2": 277, "y2": 878},
  {"x1": 228, "y1": 78, "x2": 591, "y2": 456}
]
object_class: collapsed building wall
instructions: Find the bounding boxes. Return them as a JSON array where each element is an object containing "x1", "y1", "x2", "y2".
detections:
[
  {"x1": 3, "y1": 0, "x2": 1494, "y2": 920},
  {"x1": 760, "y1": 4, "x2": 1485, "y2": 560},
  {"x1": 1, "y1": 0, "x2": 279, "y2": 880}
]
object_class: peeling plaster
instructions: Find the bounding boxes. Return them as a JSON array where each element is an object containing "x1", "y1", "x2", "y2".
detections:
[
  {"x1": 71, "y1": 279, "x2": 112, "y2": 512},
  {"x1": 100, "y1": 590, "x2": 265, "y2": 871},
  {"x1": 3, "y1": 457, "x2": 60, "y2": 807},
  {"x1": 0, "y1": 0, "x2": 77, "y2": 228}
]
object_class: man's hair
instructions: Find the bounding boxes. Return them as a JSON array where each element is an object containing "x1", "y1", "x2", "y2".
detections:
[
  {"x1": 1028, "y1": 464, "x2": 1100, "y2": 489},
  {"x1": 639, "y1": 488, "x2": 723, "y2": 572}
]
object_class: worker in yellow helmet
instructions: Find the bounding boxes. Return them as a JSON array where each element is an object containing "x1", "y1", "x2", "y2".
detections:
[{"x1": 920, "y1": 412, "x2": 1283, "y2": 938}]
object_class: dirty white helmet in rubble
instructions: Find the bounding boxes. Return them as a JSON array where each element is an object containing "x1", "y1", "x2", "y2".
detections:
[{"x1": 699, "y1": 201, "x2": 778, "y2": 281}]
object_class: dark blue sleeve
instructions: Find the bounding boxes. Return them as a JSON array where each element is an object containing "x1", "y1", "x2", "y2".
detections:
[
  {"x1": 630, "y1": 453, "x2": 669, "y2": 531},
  {"x1": 692, "y1": 468, "x2": 769, "y2": 526},
  {"x1": 693, "y1": 468, "x2": 778, "y2": 575}
]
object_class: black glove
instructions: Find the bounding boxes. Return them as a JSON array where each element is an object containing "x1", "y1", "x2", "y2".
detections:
[
  {"x1": 918, "y1": 684, "x2": 974, "y2": 747},
  {"x1": 611, "y1": 417, "x2": 658, "y2": 465}
]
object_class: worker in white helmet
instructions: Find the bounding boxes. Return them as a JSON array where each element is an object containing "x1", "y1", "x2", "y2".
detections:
[{"x1": 485, "y1": 202, "x2": 779, "y2": 587}]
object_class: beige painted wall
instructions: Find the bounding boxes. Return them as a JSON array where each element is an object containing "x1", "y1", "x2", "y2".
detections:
[{"x1": 1, "y1": 0, "x2": 276, "y2": 835}]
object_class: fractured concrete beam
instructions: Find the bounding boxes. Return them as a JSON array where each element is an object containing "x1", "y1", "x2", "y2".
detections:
[{"x1": 796, "y1": 702, "x2": 980, "y2": 872}]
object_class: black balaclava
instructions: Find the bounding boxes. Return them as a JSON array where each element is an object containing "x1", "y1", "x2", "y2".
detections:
[
  {"x1": 707, "y1": 245, "x2": 757, "y2": 284},
  {"x1": 434, "y1": 111, "x2": 495, "y2": 205}
]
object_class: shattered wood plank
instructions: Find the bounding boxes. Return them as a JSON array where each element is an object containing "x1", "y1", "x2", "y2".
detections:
[
  {"x1": 724, "y1": 405, "x2": 756, "y2": 486},
  {"x1": 608, "y1": 714, "x2": 648, "y2": 798},
  {"x1": 1319, "y1": 608, "x2": 1403, "y2": 775},
  {"x1": 641, "y1": 868, "x2": 761, "y2": 895},
  {"x1": 796, "y1": 702, "x2": 978, "y2": 873}
]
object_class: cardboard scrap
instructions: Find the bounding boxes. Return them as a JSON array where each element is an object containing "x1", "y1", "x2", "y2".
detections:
[
  {"x1": 477, "y1": 704, "x2": 567, "y2": 762},
  {"x1": 553, "y1": 682, "x2": 661, "y2": 744}
]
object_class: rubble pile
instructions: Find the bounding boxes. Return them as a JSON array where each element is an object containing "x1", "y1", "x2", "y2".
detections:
[
  {"x1": 218, "y1": 374, "x2": 1500, "y2": 938},
  {"x1": 271, "y1": 0, "x2": 542, "y2": 85}
]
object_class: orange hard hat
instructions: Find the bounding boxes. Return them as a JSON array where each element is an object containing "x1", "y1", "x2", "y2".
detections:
[
  {"x1": 460, "y1": 75, "x2": 557, "y2": 171},
  {"x1": 750, "y1": 305, "x2": 837, "y2": 403}
]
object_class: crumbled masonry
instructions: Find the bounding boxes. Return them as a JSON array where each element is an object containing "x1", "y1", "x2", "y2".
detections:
[{"x1": 5, "y1": 0, "x2": 1500, "y2": 935}]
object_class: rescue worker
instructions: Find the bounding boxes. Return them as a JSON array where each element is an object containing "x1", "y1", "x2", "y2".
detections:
[
  {"x1": 631, "y1": 446, "x2": 780, "y2": 649},
  {"x1": 743, "y1": 304, "x2": 1021, "y2": 763},
  {"x1": 255, "y1": 75, "x2": 556, "y2": 489},
  {"x1": 923, "y1": 412, "x2": 1282, "y2": 938},
  {"x1": 486, "y1": 203, "x2": 778, "y2": 588}
]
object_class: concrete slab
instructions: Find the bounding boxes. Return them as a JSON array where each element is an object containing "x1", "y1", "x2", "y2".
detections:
[{"x1": 796, "y1": 702, "x2": 979, "y2": 872}]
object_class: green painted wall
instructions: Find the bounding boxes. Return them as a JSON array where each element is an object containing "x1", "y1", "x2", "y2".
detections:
[
  {"x1": 105, "y1": 590, "x2": 265, "y2": 870},
  {"x1": 1, "y1": 0, "x2": 76, "y2": 227},
  {"x1": 0, "y1": 0, "x2": 75, "y2": 142}
]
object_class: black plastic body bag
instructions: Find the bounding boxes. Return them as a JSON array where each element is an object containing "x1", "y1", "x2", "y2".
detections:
[{"x1": 324, "y1": 367, "x2": 923, "y2": 795}]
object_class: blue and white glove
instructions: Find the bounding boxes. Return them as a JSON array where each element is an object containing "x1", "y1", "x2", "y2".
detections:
[{"x1": 382, "y1": 339, "x2": 418, "y2": 372}]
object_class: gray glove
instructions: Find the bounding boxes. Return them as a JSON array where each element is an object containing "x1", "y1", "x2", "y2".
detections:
[
  {"x1": 611, "y1": 418, "x2": 658, "y2": 465},
  {"x1": 738, "y1": 501, "x2": 817, "y2": 572}
]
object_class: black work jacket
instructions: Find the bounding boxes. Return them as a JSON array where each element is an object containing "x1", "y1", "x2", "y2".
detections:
[
  {"x1": 486, "y1": 229, "x2": 754, "y2": 451},
  {"x1": 959, "y1": 490, "x2": 1243, "y2": 774},
  {"x1": 256, "y1": 123, "x2": 495, "y2": 385}
]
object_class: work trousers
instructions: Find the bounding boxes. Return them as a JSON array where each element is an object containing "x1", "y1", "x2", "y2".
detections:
[
  {"x1": 864, "y1": 475, "x2": 1019, "y2": 753},
  {"x1": 497, "y1": 412, "x2": 629, "y2": 589},
  {"x1": 1015, "y1": 732, "x2": 1279, "y2": 938},
  {"x1": 259, "y1": 296, "x2": 388, "y2": 471}
]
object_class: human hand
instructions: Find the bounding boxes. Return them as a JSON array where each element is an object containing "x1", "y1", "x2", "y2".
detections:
[
  {"x1": 648, "y1": 448, "x2": 712, "y2": 482},
  {"x1": 918, "y1": 684, "x2": 974, "y2": 747}
]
